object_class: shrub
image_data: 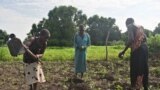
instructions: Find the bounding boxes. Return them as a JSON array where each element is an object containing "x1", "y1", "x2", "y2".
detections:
[
  {"x1": 108, "y1": 40, "x2": 124, "y2": 46},
  {"x1": 0, "y1": 40, "x2": 4, "y2": 46},
  {"x1": 48, "y1": 39, "x2": 73, "y2": 47},
  {"x1": 147, "y1": 34, "x2": 160, "y2": 53}
]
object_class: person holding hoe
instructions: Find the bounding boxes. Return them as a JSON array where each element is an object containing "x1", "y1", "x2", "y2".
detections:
[{"x1": 23, "y1": 29, "x2": 50, "y2": 90}]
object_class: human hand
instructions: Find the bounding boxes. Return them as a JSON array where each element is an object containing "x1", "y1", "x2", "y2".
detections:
[
  {"x1": 118, "y1": 51, "x2": 125, "y2": 59},
  {"x1": 81, "y1": 46, "x2": 86, "y2": 50},
  {"x1": 36, "y1": 55, "x2": 41, "y2": 59},
  {"x1": 81, "y1": 46, "x2": 85, "y2": 49}
]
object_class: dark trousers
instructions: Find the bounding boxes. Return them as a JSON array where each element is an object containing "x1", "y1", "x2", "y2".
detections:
[{"x1": 130, "y1": 44, "x2": 148, "y2": 89}]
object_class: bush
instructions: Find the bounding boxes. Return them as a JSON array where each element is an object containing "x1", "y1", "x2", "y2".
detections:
[
  {"x1": 108, "y1": 40, "x2": 124, "y2": 46},
  {"x1": 48, "y1": 39, "x2": 73, "y2": 47},
  {"x1": 147, "y1": 34, "x2": 160, "y2": 53},
  {"x1": 48, "y1": 39, "x2": 59, "y2": 46},
  {"x1": 93, "y1": 41, "x2": 105, "y2": 46},
  {"x1": 0, "y1": 40, "x2": 4, "y2": 46}
]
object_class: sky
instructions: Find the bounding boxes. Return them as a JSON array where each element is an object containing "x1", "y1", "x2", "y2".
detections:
[{"x1": 0, "y1": 0, "x2": 160, "y2": 41}]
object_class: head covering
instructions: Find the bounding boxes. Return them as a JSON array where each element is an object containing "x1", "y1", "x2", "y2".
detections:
[
  {"x1": 9, "y1": 33, "x2": 16, "y2": 39},
  {"x1": 79, "y1": 24, "x2": 85, "y2": 31},
  {"x1": 126, "y1": 18, "x2": 134, "y2": 25},
  {"x1": 39, "y1": 29, "x2": 50, "y2": 38}
]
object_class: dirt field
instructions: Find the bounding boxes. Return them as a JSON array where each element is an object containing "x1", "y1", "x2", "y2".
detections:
[{"x1": 0, "y1": 60, "x2": 160, "y2": 90}]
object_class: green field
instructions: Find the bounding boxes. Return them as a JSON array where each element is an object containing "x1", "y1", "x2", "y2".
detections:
[
  {"x1": 1, "y1": 46, "x2": 160, "y2": 90},
  {"x1": 0, "y1": 45, "x2": 130, "y2": 61}
]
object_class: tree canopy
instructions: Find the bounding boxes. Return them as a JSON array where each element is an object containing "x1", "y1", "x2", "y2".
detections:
[
  {"x1": 28, "y1": 6, "x2": 87, "y2": 46},
  {"x1": 0, "y1": 29, "x2": 8, "y2": 45},
  {"x1": 26, "y1": 5, "x2": 155, "y2": 46},
  {"x1": 87, "y1": 15, "x2": 121, "y2": 45},
  {"x1": 153, "y1": 23, "x2": 160, "y2": 35}
]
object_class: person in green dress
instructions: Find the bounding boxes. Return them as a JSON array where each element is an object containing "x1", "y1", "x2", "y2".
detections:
[{"x1": 74, "y1": 25, "x2": 91, "y2": 78}]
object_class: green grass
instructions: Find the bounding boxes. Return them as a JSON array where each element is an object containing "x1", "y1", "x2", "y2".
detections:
[
  {"x1": 0, "y1": 46, "x2": 23, "y2": 61},
  {"x1": 0, "y1": 45, "x2": 130, "y2": 61}
]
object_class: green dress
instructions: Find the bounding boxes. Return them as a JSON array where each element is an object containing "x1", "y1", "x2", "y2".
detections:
[{"x1": 74, "y1": 32, "x2": 91, "y2": 73}]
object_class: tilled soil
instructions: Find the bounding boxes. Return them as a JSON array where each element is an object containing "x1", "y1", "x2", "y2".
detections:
[{"x1": 0, "y1": 60, "x2": 160, "y2": 90}]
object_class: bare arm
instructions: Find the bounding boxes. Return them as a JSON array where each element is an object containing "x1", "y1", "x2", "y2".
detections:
[
  {"x1": 22, "y1": 44, "x2": 38, "y2": 60},
  {"x1": 119, "y1": 25, "x2": 135, "y2": 58}
]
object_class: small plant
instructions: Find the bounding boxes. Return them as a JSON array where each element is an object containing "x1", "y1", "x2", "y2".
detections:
[{"x1": 153, "y1": 68, "x2": 160, "y2": 77}]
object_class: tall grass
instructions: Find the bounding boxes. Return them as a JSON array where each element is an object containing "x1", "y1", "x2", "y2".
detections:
[
  {"x1": 0, "y1": 45, "x2": 130, "y2": 61},
  {"x1": 0, "y1": 46, "x2": 23, "y2": 61}
]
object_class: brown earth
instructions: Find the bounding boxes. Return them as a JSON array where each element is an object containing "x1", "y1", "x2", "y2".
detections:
[{"x1": 0, "y1": 60, "x2": 160, "y2": 90}]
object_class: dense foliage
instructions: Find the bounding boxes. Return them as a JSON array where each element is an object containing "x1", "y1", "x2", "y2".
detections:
[
  {"x1": 0, "y1": 29, "x2": 8, "y2": 46},
  {"x1": 28, "y1": 6, "x2": 121, "y2": 46}
]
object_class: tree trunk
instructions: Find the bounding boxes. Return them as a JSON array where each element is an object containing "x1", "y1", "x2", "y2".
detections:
[{"x1": 106, "y1": 31, "x2": 110, "y2": 61}]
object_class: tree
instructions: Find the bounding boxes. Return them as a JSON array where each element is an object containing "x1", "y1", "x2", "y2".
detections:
[
  {"x1": 0, "y1": 29, "x2": 8, "y2": 45},
  {"x1": 28, "y1": 6, "x2": 87, "y2": 46},
  {"x1": 153, "y1": 23, "x2": 160, "y2": 35},
  {"x1": 105, "y1": 18, "x2": 116, "y2": 61},
  {"x1": 29, "y1": 18, "x2": 46, "y2": 37},
  {"x1": 108, "y1": 25, "x2": 121, "y2": 41},
  {"x1": 121, "y1": 31, "x2": 128, "y2": 42},
  {"x1": 87, "y1": 15, "x2": 102, "y2": 45},
  {"x1": 87, "y1": 15, "x2": 120, "y2": 45},
  {"x1": 74, "y1": 10, "x2": 87, "y2": 27},
  {"x1": 144, "y1": 28, "x2": 153, "y2": 37},
  {"x1": 87, "y1": 15, "x2": 120, "y2": 60}
]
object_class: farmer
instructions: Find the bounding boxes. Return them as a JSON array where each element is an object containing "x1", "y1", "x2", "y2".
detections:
[
  {"x1": 74, "y1": 25, "x2": 91, "y2": 78},
  {"x1": 119, "y1": 18, "x2": 148, "y2": 90},
  {"x1": 23, "y1": 29, "x2": 50, "y2": 90}
]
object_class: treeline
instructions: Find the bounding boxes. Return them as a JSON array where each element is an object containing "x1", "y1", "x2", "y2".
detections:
[
  {"x1": 1, "y1": 6, "x2": 160, "y2": 47},
  {"x1": 0, "y1": 29, "x2": 8, "y2": 46},
  {"x1": 28, "y1": 6, "x2": 120, "y2": 46},
  {"x1": 27, "y1": 6, "x2": 160, "y2": 46}
]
